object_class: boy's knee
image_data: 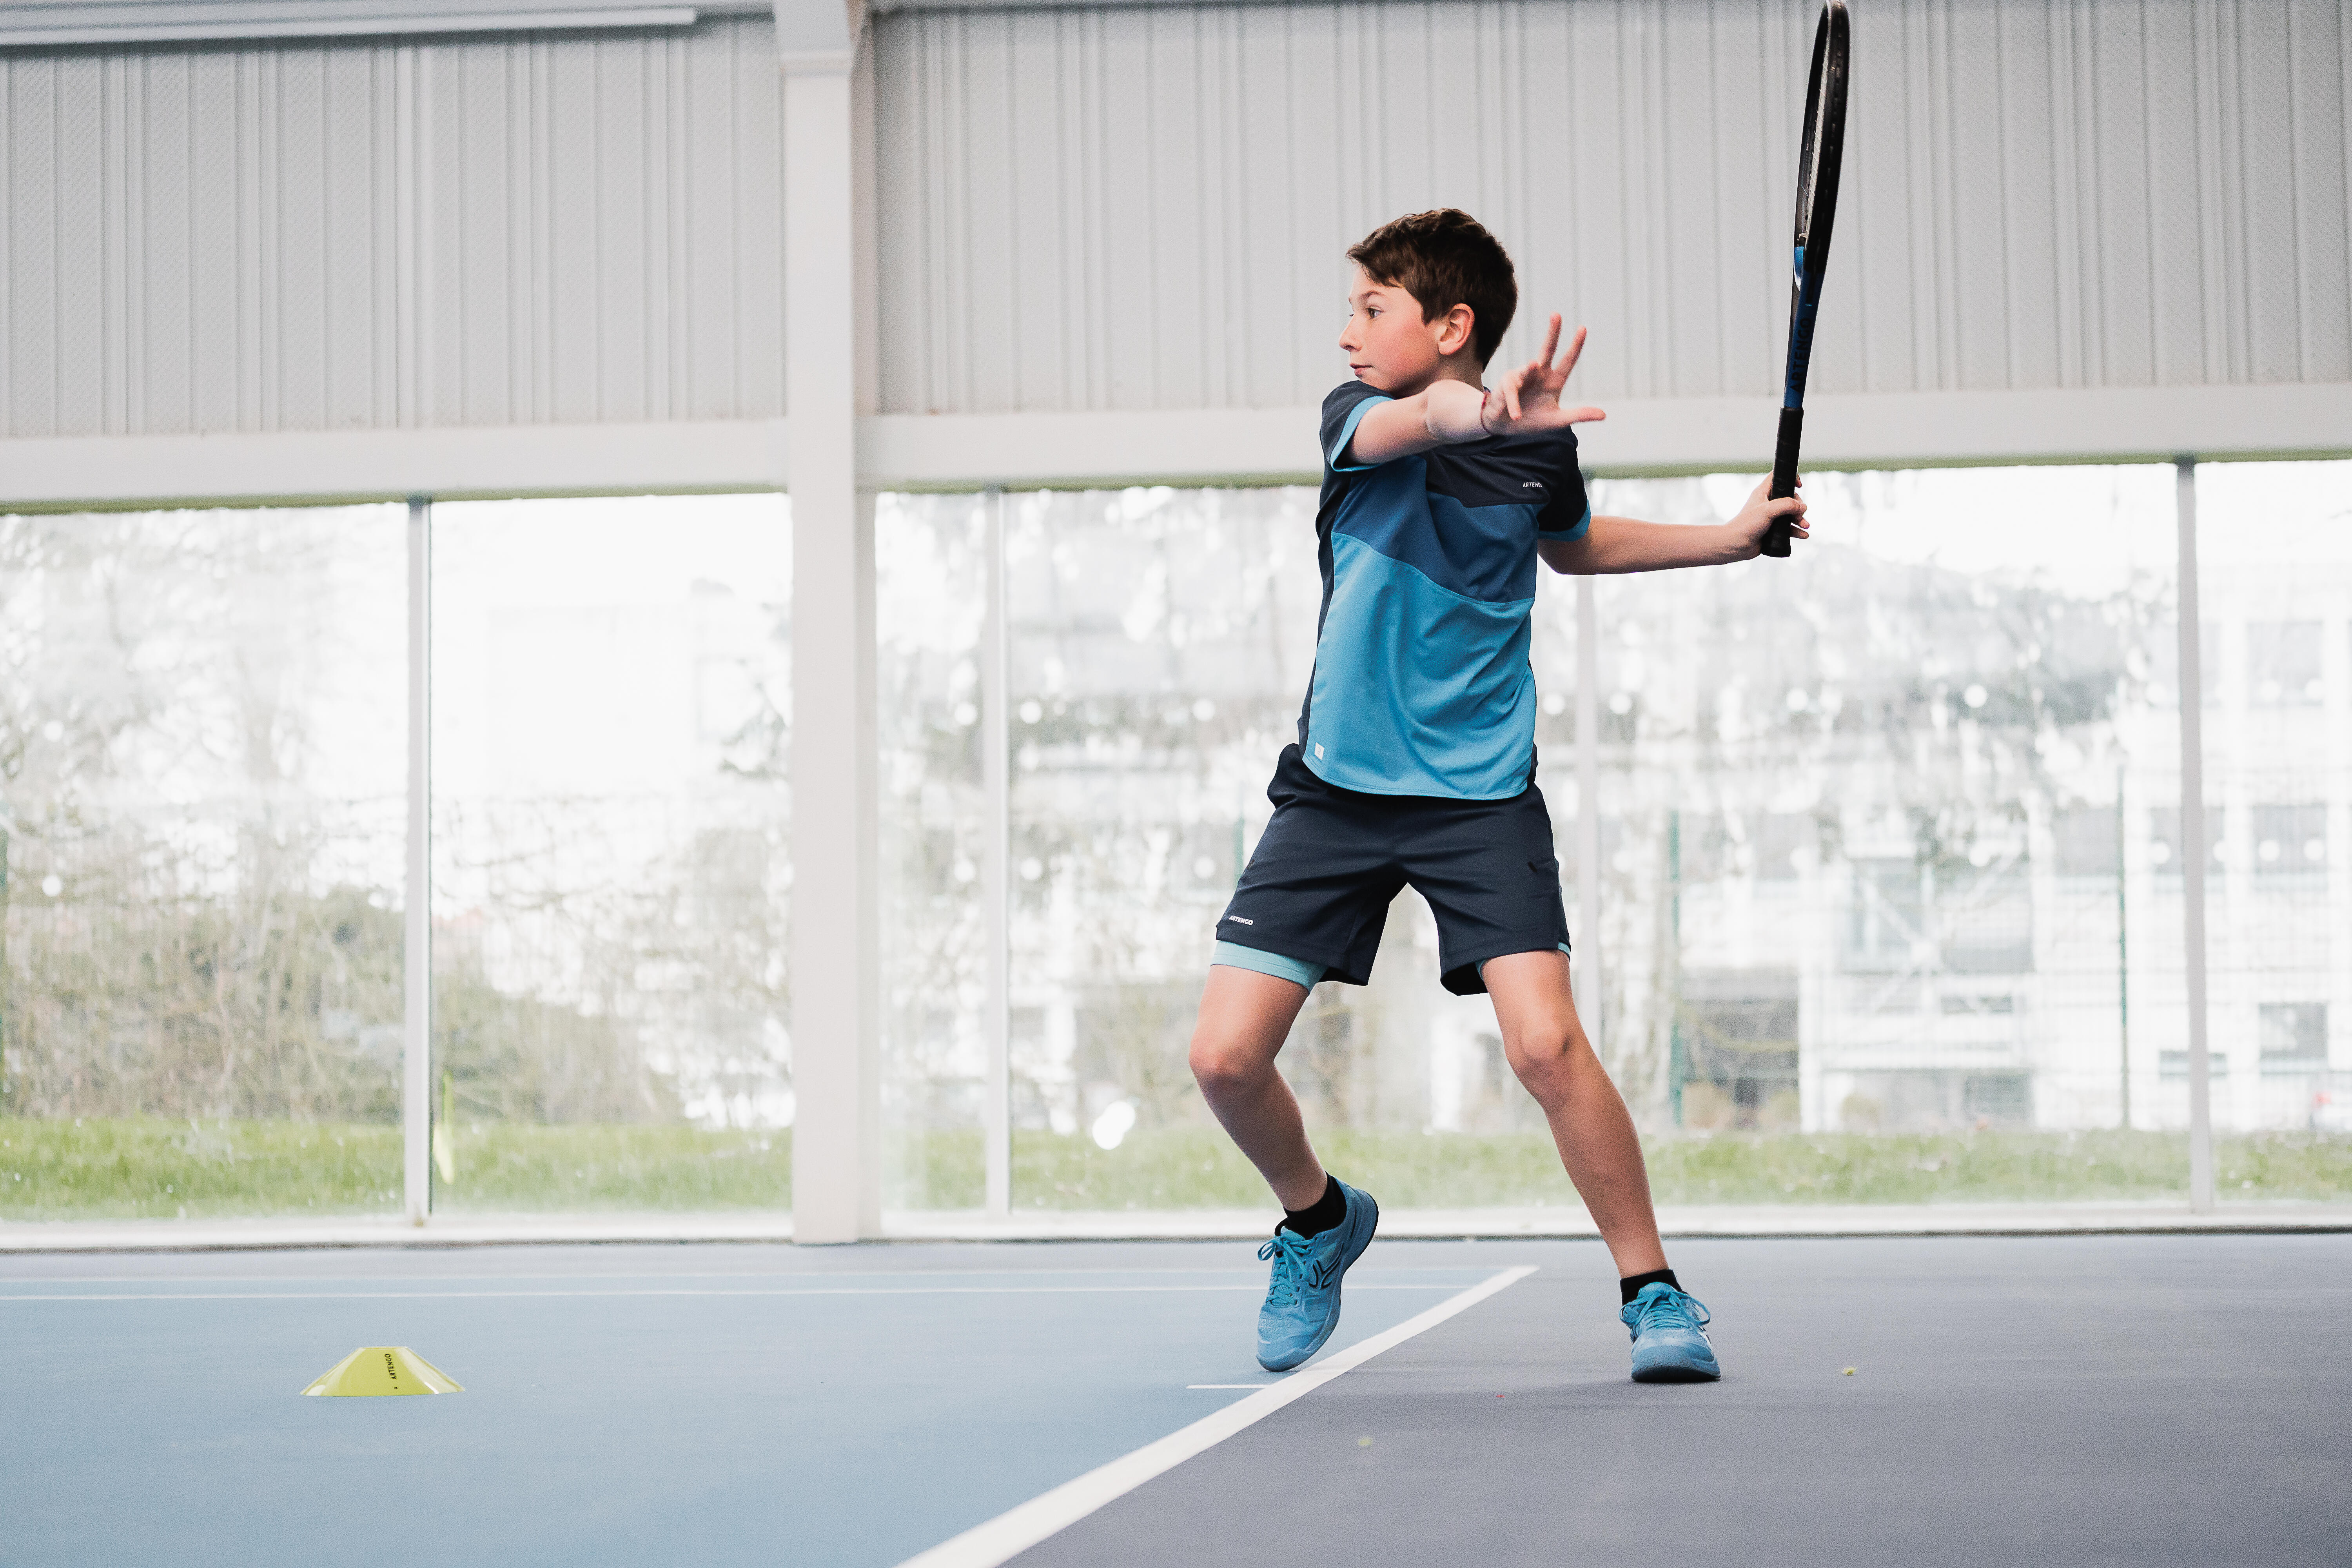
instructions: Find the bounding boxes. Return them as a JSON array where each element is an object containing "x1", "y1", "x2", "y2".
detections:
[
  {"x1": 1189, "y1": 1032, "x2": 1270, "y2": 1098},
  {"x1": 1504, "y1": 1017, "x2": 1588, "y2": 1091}
]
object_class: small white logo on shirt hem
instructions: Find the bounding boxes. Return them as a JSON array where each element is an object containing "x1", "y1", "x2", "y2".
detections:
[
  {"x1": 1314, "y1": 743, "x2": 1325, "y2": 759},
  {"x1": 1228, "y1": 916, "x2": 1254, "y2": 925}
]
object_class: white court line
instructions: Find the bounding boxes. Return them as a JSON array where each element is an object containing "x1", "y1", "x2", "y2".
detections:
[
  {"x1": 0, "y1": 1283, "x2": 1469, "y2": 1302},
  {"x1": 0, "y1": 1267, "x2": 1492, "y2": 1286},
  {"x1": 1184, "y1": 1384, "x2": 1272, "y2": 1390},
  {"x1": 892, "y1": 1265, "x2": 1538, "y2": 1568}
]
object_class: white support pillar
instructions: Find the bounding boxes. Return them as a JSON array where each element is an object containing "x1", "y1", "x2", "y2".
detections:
[
  {"x1": 2176, "y1": 457, "x2": 2216, "y2": 1212},
  {"x1": 1575, "y1": 574, "x2": 1604, "y2": 1056},
  {"x1": 980, "y1": 489, "x2": 1013, "y2": 1217},
  {"x1": 403, "y1": 497, "x2": 432, "y2": 1225},
  {"x1": 782, "y1": 1, "x2": 881, "y2": 1243}
]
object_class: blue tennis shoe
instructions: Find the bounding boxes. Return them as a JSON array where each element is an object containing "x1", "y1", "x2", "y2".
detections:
[
  {"x1": 1622, "y1": 1281, "x2": 1721, "y2": 1382},
  {"x1": 1254, "y1": 1179, "x2": 1379, "y2": 1372}
]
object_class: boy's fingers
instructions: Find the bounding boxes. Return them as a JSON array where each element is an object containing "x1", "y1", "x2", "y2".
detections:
[
  {"x1": 1538, "y1": 314, "x2": 1562, "y2": 369},
  {"x1": 1565, "y1": 405, "x2": 1606, "y2": 424},
  {"x1": 1557, "y1": 323, "x2": 1588, "y2": 377}
]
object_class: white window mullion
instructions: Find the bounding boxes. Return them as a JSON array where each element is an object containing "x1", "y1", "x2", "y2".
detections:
[
  {"x1": 982, "y1": 488, "x2": 1012, "y2": 1218},
  {"x1": 1575, "y1": 573, "x2": 1604, "y2": 1059},
  {"x1": 2177, "y1": 458, "x2": 2216, "y2": 1212},
  {"x1": 403, "y1": 497, "x2": 433, "y2": 1225}
]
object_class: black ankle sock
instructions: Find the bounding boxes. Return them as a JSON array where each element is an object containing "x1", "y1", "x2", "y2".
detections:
[
  {"x1": 1620, "y1": 1267, "x2": 1680, "y2": 1305},
  {"x1": 1281, "y1": 1175, "x2": 1347, "y2": 1239}
]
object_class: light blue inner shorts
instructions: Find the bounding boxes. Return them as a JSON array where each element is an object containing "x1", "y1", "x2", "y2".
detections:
[{"x1": 1210, "y1": 939, "x2": 1570, "y2": 992}]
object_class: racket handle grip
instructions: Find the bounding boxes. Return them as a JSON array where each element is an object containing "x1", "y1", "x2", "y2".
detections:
[{"x1": 1762, "y1": 407, "x2": 1802, "y2": 559}]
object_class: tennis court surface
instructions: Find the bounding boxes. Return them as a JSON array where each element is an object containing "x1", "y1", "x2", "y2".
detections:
[{"x1": 5, "y1": 1232, "x2": 2345, "y2": 1567}]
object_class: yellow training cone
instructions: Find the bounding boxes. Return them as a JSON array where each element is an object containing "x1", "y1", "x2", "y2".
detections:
[{"x1": 301, "y1": 1346, "x2": 465, "y2": 1397}]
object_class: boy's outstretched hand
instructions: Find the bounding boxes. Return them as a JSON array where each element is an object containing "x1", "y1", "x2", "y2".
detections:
[
  {"x1": 1727, "y1": 476, "x2": 1810, "y2": 557},
  {"x1": 1479, "y1": 315, "x2": 1606, "y2": 436}
]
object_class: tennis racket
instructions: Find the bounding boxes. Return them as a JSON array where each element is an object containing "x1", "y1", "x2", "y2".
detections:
[{"x1": 1761, "y1": 0, "x2": 1850, "y2": 558}]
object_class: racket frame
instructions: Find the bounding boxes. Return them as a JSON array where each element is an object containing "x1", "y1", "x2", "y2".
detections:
[{"x1": 1763, "y1": 0, "x2": 1850, "y2": 558}]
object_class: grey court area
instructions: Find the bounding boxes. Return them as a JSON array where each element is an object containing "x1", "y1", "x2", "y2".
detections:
[
  {"x1": 5, "y1": 1235, "x2": 2347, "y2": 1568},
  {"x1": 1014, "y1": 1234, "x2": 2352, "y2": 1568}
]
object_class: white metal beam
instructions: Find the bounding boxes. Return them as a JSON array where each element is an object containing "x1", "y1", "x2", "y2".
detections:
[
  {"x1": 0, "y1": 420, "x2": 790, "y2": 512},
  {"x1": 980, "y1": 488, "x2": 1012, "y2": 1218},
  {"x1": 0, "y1": 2, "x2": 743, "y2": 47},
  {"x1": 7, "y1": 384, "x2": 2346, "y2": 512},
  {"x1": 2175, "y1": 459, "x2": 2216, "y2": 1213},
  {"x1": 1575, "y1": 576, "x2": 1603, "y2": 1060},
  {"x1": 857, "y1": 384, "x2": 2352, "y2": 489},
  {"x1": 782, "y1": 1, "x2": 882, "y2": 1244},
  {"x1": 402, "y1": 498, "x2": 433, "y2": 1226}
]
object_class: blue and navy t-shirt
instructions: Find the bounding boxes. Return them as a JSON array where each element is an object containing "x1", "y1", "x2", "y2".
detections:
[{"x1": 1298, "y1": 379, "x2": 1592, "y2": 800}]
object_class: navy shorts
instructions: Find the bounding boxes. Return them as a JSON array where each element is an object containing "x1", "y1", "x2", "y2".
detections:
[{"x1": 1214, "y1": 744, "x2": 1571, "y2": 997}]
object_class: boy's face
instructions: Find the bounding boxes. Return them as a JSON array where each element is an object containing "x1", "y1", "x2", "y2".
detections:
[{"x1": 1340, "y1": 264, "x2": 1473, "y2": 393}]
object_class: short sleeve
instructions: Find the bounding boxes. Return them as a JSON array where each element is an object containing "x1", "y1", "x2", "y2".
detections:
[
  {"x1": 1320, "y1": 381, "x2": 1393, "y2": 473},
  {"x1": 1536, "y1": 440, "x2": 1592, "y2": 540}
]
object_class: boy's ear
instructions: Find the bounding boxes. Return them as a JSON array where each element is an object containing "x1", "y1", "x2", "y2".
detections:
[{"x1": 1435, "y1": 303, "x2": 1477, "y2": 359}]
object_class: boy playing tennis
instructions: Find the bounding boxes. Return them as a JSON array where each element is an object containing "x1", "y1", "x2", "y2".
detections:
[{"x1": 1191, "y1": 209, "x2": 1808, "y2": 1381}]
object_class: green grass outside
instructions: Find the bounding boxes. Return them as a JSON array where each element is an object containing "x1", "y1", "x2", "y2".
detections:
[
  {"x1": 0, "y1": 1119, "x2": 404, "y2": 1219},
  {"x1": 946, "y1": 1126, "x2": 2350, "y2": 1210},
  {"x1": 0, "y1": 1119, "x2": 788, "y2": 1220},
  {"x1": 434, "y1": 1124, "x2": 792, "y2": 1213},
  {"x1": 4, "y1": 1118, "x2": 2347, "y2": 1221}
]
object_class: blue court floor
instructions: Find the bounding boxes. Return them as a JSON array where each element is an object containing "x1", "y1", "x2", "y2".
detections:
[
  {"x1": 5, "y1": 1233, "x2": 2347, "y2": 1567},
  {"x1": 0, "y1": 1239, "x2": 1492, "y2": 1567}
]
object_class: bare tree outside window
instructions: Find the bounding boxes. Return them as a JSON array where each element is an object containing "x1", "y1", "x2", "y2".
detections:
[{"x1": 1, "y1": 507, "x2": 407, "y2": 1215}]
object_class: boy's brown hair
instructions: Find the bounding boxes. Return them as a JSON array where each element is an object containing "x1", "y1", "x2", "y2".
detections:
[{"x1": 1346, "y1": 209, "x2": 1518, "y2": 365}]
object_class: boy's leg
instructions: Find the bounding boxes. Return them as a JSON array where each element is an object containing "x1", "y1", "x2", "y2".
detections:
[
  {"x1": 1191, "y1": 960, "x2": 1382, "y2": 1372},
  {"x1": 1479, "y1": 948, "x2": 1668, "y2": 1278},
  {"x1": 1199, "y1": 743, "x2": 1395, "y2": 1370},
  {"x1": 1187, "y1": 964, "x2": 1324, "y2": 1210},
  {"x1": 1483, "y1": 947, "x2": 1719, "y2": 1381}
]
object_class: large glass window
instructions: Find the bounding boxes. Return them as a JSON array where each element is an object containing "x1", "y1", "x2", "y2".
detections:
[
  {"x1": 24, "y1": 466, "x2": 2325, "y2": 1225},
  {"x1": 428, "y1": 496, "x2": 792, "y2": 1212},
  {"x1": 2194, "y1": 461, "x2": 2350, "y2": 1163},
  {"x1": 1001, "y1": 488, "x2": 1327, "y2": 1211},
  {"x1": 2, "y1": 506, "x2": 407, "y2": 1218},
  {"x1": 878, "y1": 488, "x2": 1330, "y2": 1214},
  {"x1": 1557, "y1": 468, "x2": 2183, "y2": 1199},
  {"x1": 877, "y1": 493, "x2": 990, "y2": 1211},
  {"x1": 877, "y1": 465, "x2": 2350, "y2": 1216}
]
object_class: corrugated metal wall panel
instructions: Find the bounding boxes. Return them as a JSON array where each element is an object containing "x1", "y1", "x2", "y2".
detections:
[
  {"x1": 873, "y1": 0, "x2": 2352, "y2": 415},
  {"x1": 7, "y1": 0, "x2": 2344, "y2": 440},
  {"x1": 0, "y1": 13, "x2": 783, "y2": 438},
  {"x1": 2289, "y1": 0, "x2": 2351, "y2": 380}
]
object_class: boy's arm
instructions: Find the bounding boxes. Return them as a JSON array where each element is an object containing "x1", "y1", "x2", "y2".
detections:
[
  {"x1": 1347, "y1": 317, "x2": 1603, "y2": 465},
  {"x1": 1347, "y1": 379, "x2": 1485, "y2": 463},
  {"x1": 1539, "y1": 478, "x2": 1809, "y2": 574}
]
